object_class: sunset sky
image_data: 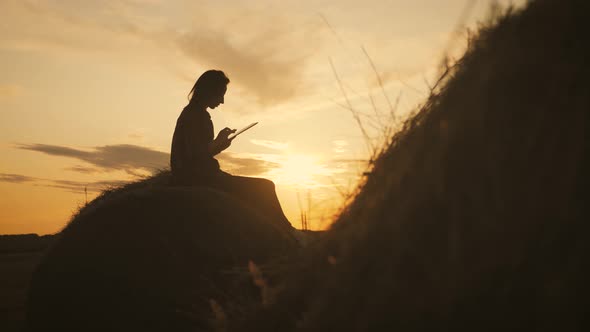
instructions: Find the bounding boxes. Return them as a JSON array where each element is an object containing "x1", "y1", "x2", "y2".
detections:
[{"x1": 0, "y1": 0, "x2": 525, "y2": 234}]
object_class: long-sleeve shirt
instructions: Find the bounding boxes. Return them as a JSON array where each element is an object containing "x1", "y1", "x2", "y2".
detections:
[{"x1": 170, "y1": 104, "x2": 220, "y2": 184}]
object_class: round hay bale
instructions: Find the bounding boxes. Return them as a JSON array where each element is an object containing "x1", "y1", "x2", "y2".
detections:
[{"x1": 26, "y1": 185, "x2": 298, "y2": 331}]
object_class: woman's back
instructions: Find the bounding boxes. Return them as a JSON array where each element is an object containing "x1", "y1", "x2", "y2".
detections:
[{"x1": 170, "y1": 105, "x2": 220, "y2": 185}]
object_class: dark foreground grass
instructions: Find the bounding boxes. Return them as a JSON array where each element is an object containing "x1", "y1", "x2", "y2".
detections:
[
  {"x1": 0, "y1": 251, "x2": 45, "y2": 332},
  {"x1": 0, "y1": 235, "x2": 55, "y2": 332},
  {"x1": 229, "y1": 1, "x2": 590, "y2": 330}
]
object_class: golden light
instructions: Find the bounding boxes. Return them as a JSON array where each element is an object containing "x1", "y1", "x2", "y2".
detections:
[{"x1": 269, "y1": 154, "x2": 330, "y2": 188}]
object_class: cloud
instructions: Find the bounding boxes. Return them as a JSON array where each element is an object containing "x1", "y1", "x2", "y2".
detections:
[
  {"x1": 250, "y1": 139, "x2": 289, "y2": 150},
  {"x1": 17, "y1": 143, "x2": 169, "y2": 176},
  {"x1": 14, "y1": 141, "x2": 280, "y2": 181},
  {"x1": 0, "y1": 173, "x2": 37, "y2": 183},
  {"x1": 4, "y1": 147, "x2": 357, "y2": 196},
  {"x1": 0, "y1": 172, "x2": 125, "y2": 193},
  {"x1": 0, "y1": 1, "x2": 326, "y2": 106},
  {"x1": 65, "y1": 165, "x2": 101, "y2": 174},
  {"x1": 173, "y1": 24, "x2": 320, "y2": 105}
]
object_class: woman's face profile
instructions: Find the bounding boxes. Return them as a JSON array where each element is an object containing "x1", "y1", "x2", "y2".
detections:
[{"x1": 208, "y1": 85, "x2": 227, "y2": 109}]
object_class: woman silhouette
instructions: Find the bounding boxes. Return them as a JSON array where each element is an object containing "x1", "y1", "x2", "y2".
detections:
[{"x1": 170, "y1": 70, "x2": 292, "y2": 229}]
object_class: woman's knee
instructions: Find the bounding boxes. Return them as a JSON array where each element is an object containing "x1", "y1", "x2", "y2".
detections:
[
  {"x1": 249, "y1": 178, "x2": 275, "y2": 192},
  {"x1": 259, "y1": 178, "x2": 275, "y2": 190},
  {"x1": 228, "y1": 176, "x2": 275, "y2": 192}
]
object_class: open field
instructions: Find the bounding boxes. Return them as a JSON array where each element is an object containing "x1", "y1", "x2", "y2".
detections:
[{"x1": 0, "y1": 235, "x2": 54, "y2": 331}]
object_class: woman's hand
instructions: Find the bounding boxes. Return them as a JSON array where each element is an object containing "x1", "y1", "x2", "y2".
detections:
[{"x1": 209, "y1": 127, "x2": 236, "y2": 155}]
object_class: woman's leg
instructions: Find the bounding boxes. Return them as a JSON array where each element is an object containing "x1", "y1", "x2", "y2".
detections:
[{"x1": 216, "y1": 175, "x2": 293, "y2": 229}]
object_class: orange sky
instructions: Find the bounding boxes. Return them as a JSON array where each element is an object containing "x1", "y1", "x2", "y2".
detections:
[{"x1": 0, "y1": 0, "x2": 525, "y2": 234}]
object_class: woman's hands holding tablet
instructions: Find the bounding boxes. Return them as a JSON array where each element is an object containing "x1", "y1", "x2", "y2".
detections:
[{"x1": 210, "y1": 127, "x2": 236, "y2": 155}]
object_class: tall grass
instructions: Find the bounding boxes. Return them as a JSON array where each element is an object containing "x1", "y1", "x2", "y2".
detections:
[{"x1": 228, "y1": 1, "x2": 590, "y2": 330}]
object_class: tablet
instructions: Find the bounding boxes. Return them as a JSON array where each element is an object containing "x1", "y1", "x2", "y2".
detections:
[{"x1": 229, "y1": 122, "x2": 258, "y2": 140}]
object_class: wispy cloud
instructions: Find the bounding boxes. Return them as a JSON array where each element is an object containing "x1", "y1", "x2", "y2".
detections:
[
  {"x1": 0, "y1": 172, "x2": 125, "y2": 193},
  {"x1": 0, "y1": 173, "x2": 36, "y2": 183},
  {"x1": 65, "y1": 165, "x2": 101, "y2": 174},
  {"x1": 177, "y1": 18, "x2": 326, "y2": 105},
  {"x1": 250, "y1": 139, "x2": 289, "y2": 150},
  {"x1": 16, "y1": 143, "x2": 169, "y2": 176},
  {"x1": 17, "y1": 142, "x2": 284, "y2": 177},
  {"x1": 4, "y1": 147, "x2": 363, "y2": 199},
  {"x1": 0, "y1": 1, "x2": 326, "y2": 106},
  {"x1": 14, "y1": 141, "x2": 280, "y2": 183}
]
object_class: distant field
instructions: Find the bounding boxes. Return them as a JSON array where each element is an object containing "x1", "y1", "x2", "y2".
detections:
[{"x1": 0, "y1": 235, "x2": 54, "y2": 331}]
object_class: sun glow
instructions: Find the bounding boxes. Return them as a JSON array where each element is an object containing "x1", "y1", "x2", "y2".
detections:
[{"x1": 269, "y1": 154, "x2": 330, "y2": 188}]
